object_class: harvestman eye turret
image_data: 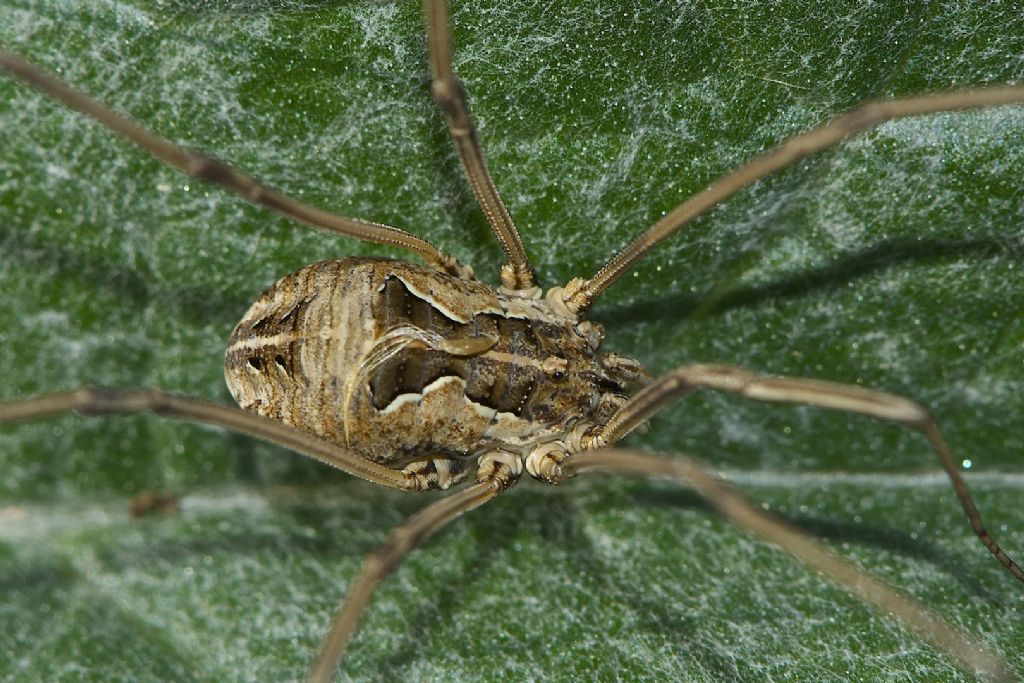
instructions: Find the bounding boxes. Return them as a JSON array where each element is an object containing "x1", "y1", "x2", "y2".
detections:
[{"x1": 1, "y1": 1, "x2": 1023, "y2": 681}]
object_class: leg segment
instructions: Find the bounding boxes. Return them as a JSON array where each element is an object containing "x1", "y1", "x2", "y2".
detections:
[
  {"x1": 0, "y1": 387, "x2": 411, "y2": 489},
  {"x1": 560, "y1": 86, "x2": 1024, "y2": 314},
  {"x1": 307, "y1": 455, "x2": 518, "y2": 683},
  {"x1": 0, "y1": 51, "x2": 465, "y2": 276},
  {"x1": 552, "y1": 448, "x2": 1013, "y2": 682},
  {"x1": 587, "y1": 363, "x2": 1024, "y2": 583},
  {"x1": 424, "y1": 0, "x2": 538, "y2": 292}
]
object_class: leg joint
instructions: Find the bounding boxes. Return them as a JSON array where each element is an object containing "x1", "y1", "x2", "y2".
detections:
[
  {"x1": 475, "y1": 449, "x2": 522, "y2": 490},
  {"x1": 431, "y1": 75, "x2": 471, "y2": 126}
]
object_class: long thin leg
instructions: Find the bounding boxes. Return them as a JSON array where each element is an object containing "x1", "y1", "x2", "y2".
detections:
[
  {"x1": 424, "y1": 0, "x2": 538, "y2": 292},
  {"x1": 308, "y1": 464, "x2": 515, "y2": 683},
  {"x1": 0, "y1": 387, "x2": 410, "y2": 489},
  {"x1": 557, "y1": 86, "x2": 1024, "y2": 315},
  {"x1": 0, "y1": 51, "x2": 465, "y2": 276},
  {"x1": 553, "y1": 448, "x2": 1014, "y2": 682},
  {"x1": 587, "y1": 363, "x2": 1024, "y2": 583}
]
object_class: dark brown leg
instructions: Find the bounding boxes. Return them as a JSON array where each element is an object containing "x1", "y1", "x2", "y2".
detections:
[
  {"x1": 308, "y1": 458, "x2": 517, "y2": 683},
  {"x1": 0, "y1": 51, "x2": 465, "y2": 276},
  {"x1": 424, "y1": 0, "x2": 538, "y2": 292},
  {"x1": 585, "y1": 362, "x2": 1024, "y2": 581},
  {"x1": 0, "y1": 388, "x2": 410, "y2": 489},
  {"x1": 561, "y1": 87, "x2": 1024, "y2": 314},
  {"x1": 587, "y1": 363, "x2": 1024, "y2": 583},
  {"x1": 553, "y1": 448, "x2": 1013, "y2": 682}
]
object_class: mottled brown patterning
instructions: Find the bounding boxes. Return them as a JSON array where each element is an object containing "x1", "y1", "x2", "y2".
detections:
[{"x1": 225, "y1": 257, "x2": 648, "y2": 485}]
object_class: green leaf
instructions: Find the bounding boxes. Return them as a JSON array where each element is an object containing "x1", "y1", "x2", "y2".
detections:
[{"x1": 1, "y1": 1, "x2": 1022, "y2": 681}]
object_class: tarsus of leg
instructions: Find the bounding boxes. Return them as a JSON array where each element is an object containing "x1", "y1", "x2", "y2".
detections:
[
  {"x1": 590, "y1": 363, "x2": 1024, "y2": 583},
  {"x1": 307, "y1": 476, "x2": 508, "y2": 683},
  {"x1": 556, "y1": 448, "x2": 1014, "y2": 683},
  {"x1": 0, "y1": 50, "x2": 461, "y2": 274},
  {"x1": 568, "y1": 86, "x2": 1024, "y2": 314}
]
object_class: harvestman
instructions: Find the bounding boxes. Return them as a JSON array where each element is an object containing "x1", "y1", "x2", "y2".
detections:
[{"x1": 1, "y1": 1, "x2": 1023, "y2": 680}]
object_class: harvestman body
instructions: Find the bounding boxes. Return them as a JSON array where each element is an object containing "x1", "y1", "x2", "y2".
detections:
[
  {"x1": 224, "y1": 257, "x2": 646, "y2": 489},
  {"x1": 2, "y1": 1, "x2": 1024, "y2": 681}
]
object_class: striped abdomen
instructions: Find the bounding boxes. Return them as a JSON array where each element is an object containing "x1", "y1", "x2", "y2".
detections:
[{"x1": 225, "y1": 258, "x2": 632, "y2": 468}]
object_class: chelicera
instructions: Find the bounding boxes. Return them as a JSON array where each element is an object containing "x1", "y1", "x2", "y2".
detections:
[{"x1": 1, "y1": 1, "x2": 1022, "y2": 681}]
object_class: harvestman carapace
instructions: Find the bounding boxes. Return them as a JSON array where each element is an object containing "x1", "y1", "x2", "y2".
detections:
[{"x1": 1, "y1": 1, "x2": 1023, "y2": 681}]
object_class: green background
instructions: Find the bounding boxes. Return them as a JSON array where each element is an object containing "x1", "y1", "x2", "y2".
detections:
[{"x1": 1, "y1": 0, "x2": 1022, "y2": 680}]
